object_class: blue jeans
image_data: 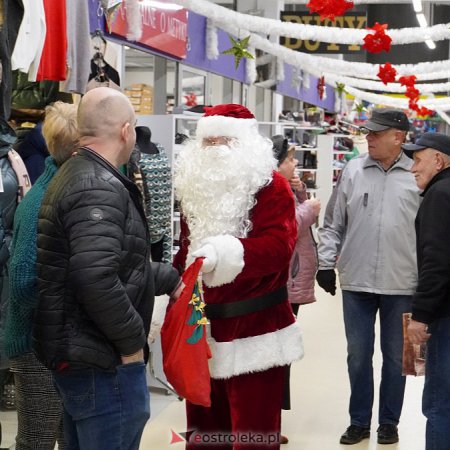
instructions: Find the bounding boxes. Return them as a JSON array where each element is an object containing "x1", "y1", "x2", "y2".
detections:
[
  {"x1": 53, "y1": 361, "x2": 150, "y2": 450},
  {"x1": 342, "y1": 291, "x2": 411, "y2": 427},
  {"x1": 423, "y1": 316, "x2": 450, "y2": 450}
]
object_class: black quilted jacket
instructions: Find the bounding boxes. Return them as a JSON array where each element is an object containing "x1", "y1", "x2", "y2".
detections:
[{"x1": 32, "y1": 147, "x2": 179, "y2": 371}]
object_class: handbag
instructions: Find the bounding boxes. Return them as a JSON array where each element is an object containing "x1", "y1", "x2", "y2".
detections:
[
  {"x1": 402, "y1": 312, "x2": 426, "y2": 376},
  {"x1": 161, "y1": 258, "x2": 211, "y2": 406}
]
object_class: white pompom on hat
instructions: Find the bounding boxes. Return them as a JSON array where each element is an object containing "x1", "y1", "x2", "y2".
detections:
[{"x1": 196, "y1": 104, "x2": 258, "y2": 140}]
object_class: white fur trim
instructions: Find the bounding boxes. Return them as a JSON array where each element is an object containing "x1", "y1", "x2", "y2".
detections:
[
  {"x1": 208, "y1": 322, "x2": 304, "y2": 379},
  {"x1": 196, "y1": 116, "x2": 258, "y2": 140},
  {"x1": 148, "y1": 295, "x2": 169, "y2": 343},
  {"x1": 201, "y1": 235, "x2": 244, "y2": 287}
]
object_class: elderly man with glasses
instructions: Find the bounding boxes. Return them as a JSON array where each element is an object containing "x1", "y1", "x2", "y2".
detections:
[{"x1": 316, "y1": 108, "x2": 421, "y2": 445}]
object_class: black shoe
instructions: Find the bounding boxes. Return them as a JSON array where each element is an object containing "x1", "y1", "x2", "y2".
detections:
[
  {"x1": 340, "y1": 425, "x2": 370, "y2": 445},
  {"x1": 377, "y1": 424, "x2": 399, "y2": 444}
]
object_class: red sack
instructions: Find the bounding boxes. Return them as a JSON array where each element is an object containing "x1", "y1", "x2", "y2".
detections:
[{"x1": 161, "y1": 258, "x2": 212, "y2": 406}]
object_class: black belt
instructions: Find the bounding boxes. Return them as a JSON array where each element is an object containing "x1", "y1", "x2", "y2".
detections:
[{"x1": 204, "y1": 286, "x2": 288, "y2": 320}]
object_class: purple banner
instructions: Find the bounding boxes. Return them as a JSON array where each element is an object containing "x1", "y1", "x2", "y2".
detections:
[
  {"x1": 184, "y1": 12, "x2": 246, "y2": 82},
  {"x1": 276, "y1": 64, "x2": 336, "y2": 112}
]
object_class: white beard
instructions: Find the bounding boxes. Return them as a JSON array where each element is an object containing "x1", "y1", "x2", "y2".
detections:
[{"x1": 174, "y1": 134, "x2": 276, "y2": 252}]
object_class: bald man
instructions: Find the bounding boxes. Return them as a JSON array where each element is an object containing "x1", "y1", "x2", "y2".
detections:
[{"x1": 32, "y1": 88, "x2": 182, "y2": 450}]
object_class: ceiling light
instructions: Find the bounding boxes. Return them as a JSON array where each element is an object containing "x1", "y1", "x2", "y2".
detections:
[
  {"x1": 416, "y1": 13, "x2": 428, "y2": 28},
  {"x1": 412, "y1": 0, "x2": 422, "y2": 13}
]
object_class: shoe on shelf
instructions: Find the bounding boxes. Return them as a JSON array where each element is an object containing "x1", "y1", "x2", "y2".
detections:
[
  {"x1": 280, "y1": 435, "x2": 289, "y2": 445},
  {"x1": 340, "y1": 425, "x2": 370, "y2": 445},
  {"x1": 377, "y1": 424, "x2": 399, "y2": 444}
]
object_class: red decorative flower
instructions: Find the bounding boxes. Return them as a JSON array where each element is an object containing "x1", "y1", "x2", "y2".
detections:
[
  {"x1": 317, "y1": 76, "x2": 326, "y2": 99},
  {"x1": 416, "y1": 106, "x2": 434, "y2": 117},
  {"x1": 405, "y1": 86, "x2": 420, "y2": 100},
  {"x1": 408, "y1": 98, "x2": 433, "y2": 118},
  {"x1": 363, "y1": 22, "x2": 392, "y2": 54},
  {"x1": 377, "y1": 63, "x2": 397, "y2": 85},
  {"x1": 398, "y1": 75, "x2": 417, "y2": 87},
  {"x1": 184, "y1": 92, "x2": 197, "y2": 107},
  {"x1": 306, "y1": 0, "x2": 354, "y2": 21}
]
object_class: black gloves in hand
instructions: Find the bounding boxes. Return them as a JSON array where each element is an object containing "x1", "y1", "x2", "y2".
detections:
[{"x1": 316, "y1": 269, "x2": 337, "y2": 296}]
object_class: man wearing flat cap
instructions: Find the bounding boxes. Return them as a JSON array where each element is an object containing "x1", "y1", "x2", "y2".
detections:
[
  {"x1": 316, "y1": 108, "x2": 421, "y2": 445},
  {"x1": 404, "y1": 132, "x2": 450, "y2": 449}
]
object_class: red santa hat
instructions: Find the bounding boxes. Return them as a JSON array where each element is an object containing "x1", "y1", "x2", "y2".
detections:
[{"x1": 195, "y1": 104, "x2": 258, "y2": 140}]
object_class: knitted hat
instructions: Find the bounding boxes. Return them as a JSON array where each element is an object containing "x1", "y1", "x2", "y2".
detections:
[
  {"x1": 271, "y1": 135, "x2": 289, "y2": 166},
  {"x1": 195, "y1": 104, "x2": 257, "y2": 140}
]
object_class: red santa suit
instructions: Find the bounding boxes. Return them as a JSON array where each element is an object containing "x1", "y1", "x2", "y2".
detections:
[{"x1": 173, "y1": 104, "x2": 304, "y2": 450}]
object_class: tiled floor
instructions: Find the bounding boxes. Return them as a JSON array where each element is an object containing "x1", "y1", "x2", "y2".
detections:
[{"x1": 0, "y1": 286, "x2": 426, "y2": 449}]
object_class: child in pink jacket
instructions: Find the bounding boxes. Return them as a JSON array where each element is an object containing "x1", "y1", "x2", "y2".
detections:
[{"x1": 271, "y1": 135, "x2": 320, "y2": 315}]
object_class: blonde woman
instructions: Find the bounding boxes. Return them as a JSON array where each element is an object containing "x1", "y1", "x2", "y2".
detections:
[{"x1": 5, "y1": 102, "x2": 78, "y2": 450}]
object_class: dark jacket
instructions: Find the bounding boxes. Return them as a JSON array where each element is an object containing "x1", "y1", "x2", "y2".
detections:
[
  {"x1": 15, "y1": 122, "x2": 49, "y2": 184},
  {"x1": 412, "y1": 167, "x2": 450, "y2": 324},
  {"x1": 32, "y1": 147, "x2": 180, "y2": 371},
  {"x1": 0, "y1": 119, "x2": 19, "y2": 369}
]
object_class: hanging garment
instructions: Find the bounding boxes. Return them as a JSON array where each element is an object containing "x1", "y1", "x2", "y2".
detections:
[
  {"x1": 60, "y1": 0, "x2": 90, "y2": 94},
  {"x1": 36, "y1": 0, "x2": 67, "y2": 81},
  {"x1": 87, "y1": 56, "x2": 121, "y2": 87},
  {"x1": 0, "y1": 0, "x2": 25, "y2": 119},
  {"x1": 139, "y1": 143, "x2": 172, "y2": 264},
  {"x1": 11, "y1": 0, "x2": 46, "y2": 82}
]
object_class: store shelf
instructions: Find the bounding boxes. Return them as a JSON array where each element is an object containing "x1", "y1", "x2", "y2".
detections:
[
  {"x1": 295, "y1": 145, "x2": 318, "y2": 151},
  {"x1": 333, "y1": 150, "x2": 353, "y2": 155},
  {"x1": 258, "y1": 121, "x2": 323, "y2": 132},
  {"x1": 297, "y1": 168, "x2": 317, "y2": 172}
]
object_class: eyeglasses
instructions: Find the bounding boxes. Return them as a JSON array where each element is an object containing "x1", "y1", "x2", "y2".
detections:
[
  {"x1": 360, "y1": 128, "x2": 390, "y2": 137},
  {"x1": 202, "y1": 136, "x2": 234, "y2": 147}
]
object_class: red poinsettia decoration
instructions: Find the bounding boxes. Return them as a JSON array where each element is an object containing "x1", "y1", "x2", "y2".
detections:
[
  {"x1": 399, "y1": 75, "x2": 417, "y2": 87},
  {"x1": 377, "y1": 63, "x2": 397, "y2": 85},
  {"x1": 363, "y1": 22, "x2": 392, "y2": 54},
  {"x1": 306, "y1": 0, "x2": 354, "y2": 21},
  {"x1": 402, "y1": 77, "x2": 434, "y2": 118},
  {"x1": 317, "y1": 76, "x2": 326, "y2": 99},
  {"x1": 416, "y1": 106, "x2": 434, "y2": 117},
  {"x1": 405, "y1": 86, "x2": 420, "y2": 100},
  {"x1": 184, "y1": 92, "x2": 197, "y2": 107}
]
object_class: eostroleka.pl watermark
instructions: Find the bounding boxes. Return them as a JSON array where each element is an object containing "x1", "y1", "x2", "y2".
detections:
[{"x1": 170, "y1": 430, "x2": 281, "y2": 446}]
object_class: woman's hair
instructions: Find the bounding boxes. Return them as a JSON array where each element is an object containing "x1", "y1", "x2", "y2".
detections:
[{"x1": 42, "y1": 101, "x2": 78, "y2": 166}]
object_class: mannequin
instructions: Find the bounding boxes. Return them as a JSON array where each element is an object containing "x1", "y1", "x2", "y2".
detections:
[{"x1": 135, "y1": 126, "x2": 172, "y2": 264}]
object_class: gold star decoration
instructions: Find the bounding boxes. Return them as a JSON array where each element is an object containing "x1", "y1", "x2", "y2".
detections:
[{"x1": 222, "y1": 35, "x2": 255, "y2": 69}]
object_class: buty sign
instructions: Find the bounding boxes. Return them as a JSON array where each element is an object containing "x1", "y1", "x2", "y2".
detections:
[{"x1": 280, "y1": 12, "x2": 367, "y2": 54}]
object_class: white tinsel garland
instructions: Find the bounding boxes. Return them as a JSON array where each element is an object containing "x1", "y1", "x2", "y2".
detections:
[
  {"x1": 210, "y1": 21, "x2": 450, "y2": 83},
  {"x1": 125, "y1": 0, "x2": 142, "y2": 41},
  {"x1": 172, "y1": 0, "x2": 450, "y2": 45},
  {"x1": 325, "y1": 73, "x2": 450, "y2": 94},
  {"x1": 277, "y1": 57, "x2": 285, "y2": 83},
  {"x1": 206, "y1": 20, "x2": 219, "y2": 60},
  {"x1": 344, "y1": 85, "x2": 450, "y2": 110},
  {"x1": 173, "y1": 0, "x2": 450, "y2": 109},
  {"x1": 246, "y1": 46, "x2": 257, "y2": 84},
  {"x1": 303, "y1": 72, "x2": 310, "y2": 90}
]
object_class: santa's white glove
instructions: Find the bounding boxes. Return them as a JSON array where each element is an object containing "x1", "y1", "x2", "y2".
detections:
[{"x1": 192, "y1": 243, "x2": 218, "y2": 273}]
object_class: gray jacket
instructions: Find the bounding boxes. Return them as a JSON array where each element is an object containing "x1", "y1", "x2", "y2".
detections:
[{"x1": 317, "y1": 152, "x2": 420, "y2": 295}]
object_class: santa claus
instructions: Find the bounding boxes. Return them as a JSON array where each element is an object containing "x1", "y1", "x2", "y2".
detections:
[{"x1": 173, "y1": 104, "x2": 304, "y2": 449}]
